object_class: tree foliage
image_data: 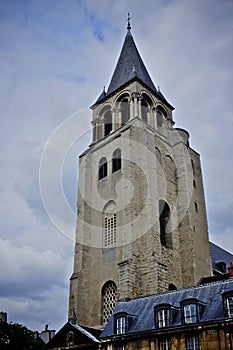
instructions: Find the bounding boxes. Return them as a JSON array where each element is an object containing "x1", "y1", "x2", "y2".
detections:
[{"x1": 0, "y1": 321, "x2": 45, "y2": 350}]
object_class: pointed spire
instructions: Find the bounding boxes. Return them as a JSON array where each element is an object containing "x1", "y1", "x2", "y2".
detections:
[
  {"x1": 106, "y1": 26, "x2": 157, "y2": 96},
  {"x1": 93, "y1": 18, "x2": 173, "y2": 110}
]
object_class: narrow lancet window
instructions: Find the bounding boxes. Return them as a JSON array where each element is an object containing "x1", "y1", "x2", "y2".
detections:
[
  {"x1": 159, "y1": 200, "x2": 172, "y2": 248},
  {"x1": 99, "y1": 157, "x2": 107, "y2": 180},
  {"x1": 104, "y1": 110, "x2": 112, "y2": 136},
  {"x1": 112, "y1": 148, "x2": 121, "y2": 173}
]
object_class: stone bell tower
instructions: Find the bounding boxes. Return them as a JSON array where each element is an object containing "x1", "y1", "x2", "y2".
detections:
[{"x1": 68, "y1": 18, "x2": 212, "y2": 329}]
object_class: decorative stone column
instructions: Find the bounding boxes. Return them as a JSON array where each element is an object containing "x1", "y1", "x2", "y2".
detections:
[
  {"x1": 152, "y1": 107, "x2": 157, "y2": 129},
  {"x1": 117, "y1": 109, "x2": 122, "y2": 128},
  {"x1": 132, "y1": 92, "x2": 139, "y2": 117},
  {"x1": 101, "y1": 119, "x2": 105, "y2": 138},
  {"x1": 111, "y1": 108, "x2": 116, "y2": 131},
  {"x1": 130, "y1": 97, "x2": 134, "y2": 119},
  {"x1": 91, "y1": 120, "x2": 96, "y2": 142},
  {"x1": 138, "y1": 95, "x2": 142, "y2": 119}
]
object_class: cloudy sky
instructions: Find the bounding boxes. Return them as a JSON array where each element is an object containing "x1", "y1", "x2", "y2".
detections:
[{"x1": 1, "y1": 0, "x2": 233, "y2": 332}]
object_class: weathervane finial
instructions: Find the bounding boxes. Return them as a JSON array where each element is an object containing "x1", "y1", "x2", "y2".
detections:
[{"x1": 127, "y1": 13, "x2": 131, "y2": 32}]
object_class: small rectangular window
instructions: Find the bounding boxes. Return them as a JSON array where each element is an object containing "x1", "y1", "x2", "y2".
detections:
[
  {"x1": 184, "y1": 304, "x2": 197, "y2": 324},
  {"x1": 116, "y1": 317, "x2": 126, "y2": 334},
  {"x1": 104, "y1": 213, "x2": 116, "y2": 247},
  {"x1": 186, "y1": 335, "x2": 200, "y2": 350},
  {"x1": 158, "y1": 309, "x2": 169, "y2": 328},
  {"x1": 194, "y1": 202, "x2": 198, "y2": 212},
  {"x1": 227, "y1": 297, "x2": 233, "y2": 317},
  {"x1": 159, "y1": 338, "x2": 171, "y2": 350}
]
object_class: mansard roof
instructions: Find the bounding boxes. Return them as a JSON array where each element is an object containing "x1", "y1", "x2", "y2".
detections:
[
  {"x1": 100, "y1": 278, "x2": 233, "y2": 338},
  {"x1": 93, "y1": 26, "x2": 173, "y2": 108}
]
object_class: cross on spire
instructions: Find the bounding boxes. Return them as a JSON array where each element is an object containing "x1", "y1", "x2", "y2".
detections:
[{"x1": 127, "y1": 13, "x2": 131, "y2": 32}]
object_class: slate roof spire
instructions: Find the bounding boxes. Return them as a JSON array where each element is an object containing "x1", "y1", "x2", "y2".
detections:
[
  {"x1": 93, "y1": 17, "x2": 171, "y2": 107},
  {"x1": 106, "y1": 17, "x2": 158, "y2": 96}
]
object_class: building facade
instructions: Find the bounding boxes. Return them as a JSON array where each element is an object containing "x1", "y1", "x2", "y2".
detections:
[
  {"x1": 68, "y1": 20, "x2": 212, "y2": 329},
  {"x1": 100, "y1": 275, "x2": 233, "y2": 350}
]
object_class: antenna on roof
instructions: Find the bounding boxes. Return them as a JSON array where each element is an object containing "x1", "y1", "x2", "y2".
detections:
[{"x1": 127, "y1": 13, "x2": 131, "y2": 32}]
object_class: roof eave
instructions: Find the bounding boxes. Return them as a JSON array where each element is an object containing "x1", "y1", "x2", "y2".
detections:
[{"x1": 91, "y1": 77, "x2": 175, "y2": 110}]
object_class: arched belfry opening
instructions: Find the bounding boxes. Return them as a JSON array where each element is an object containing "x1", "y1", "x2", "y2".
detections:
[
  {"x1": 104, "y1": 109, "x2": 112, "y2": 136},
  {"x1": 159, "y1": 200, "x2": 172, "y2": 248},
  {"x1": 141, "y1": 93, "x2": 153, "y2": 123},
  {"x1": 156, "y1": 105, "x2": 167, "y2": 128},
  {"x1": 99, "y1": 105, "x2": 113, "y2": 138},
  {"x1": 117, "y1": 93, "x2": 130, "y2": 126}
]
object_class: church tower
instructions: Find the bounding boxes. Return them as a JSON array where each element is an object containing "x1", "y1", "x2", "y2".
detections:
[{"x1": 69, "y1": 19, "x2": 212, "y2": 329}]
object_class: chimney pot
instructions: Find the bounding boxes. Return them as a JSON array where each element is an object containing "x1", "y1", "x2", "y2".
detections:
[{"x1": 228, "y1": 262, "x2": 233, "y2": 278}]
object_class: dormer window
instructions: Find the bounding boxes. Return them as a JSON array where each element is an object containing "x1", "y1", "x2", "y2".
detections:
[
  {"x1": 181, "y1": 299, "x2": 205, "y2": 324},
  {"x1": 158, "y1": 308, "x2": 169, "y2": 328},
  {"x1": 222, "y1": 292, "x2": 233, "y2": 318},
  {"x1": 226, "y1": 296, "x2": 233, "y2": 317},
  {"x1": 155, "y1": 304, "x2": 178, "y2": 328},
  {"x1": 116, "y1": 316, "x2": 126, "y2": 334},
  {"x1": 114, "y1": 312, "x2": 137, "y2": 335},
  {"x1": 183, "y1": 304, "x2": 197, "y2": 324}
]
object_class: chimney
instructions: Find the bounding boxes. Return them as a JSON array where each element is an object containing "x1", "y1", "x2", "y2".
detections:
[
  {"x1": 228, "y1": 262, "x2": 233, "y2": 278},
  {"x1": 0, "y1": 312, "x2": 7, "y2": 323}
]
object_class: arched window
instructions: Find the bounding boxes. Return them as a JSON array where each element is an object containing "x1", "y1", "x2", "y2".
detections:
[
  {"x1": 99, "y1": 157, "x2": 107, "y2": 180},
  {"x1": 112, "y1": 148, "x2": 121, "y2": 173},
  {"x1": 102, "y1": 281, "x2": 117, "y2": 324},
  {"x1": 165, "y1": 155, "x2": 177, "y2": 183},
  {"x1": 155, "y1": 147, "x2": 162, "y2": 164},
  {"x1": 141, "y1": 94, "x2": 153, "y2": 123},
  {"x1": 141, "y1": 98, "x2": 148, "y2": 122},
  {"x1": 116, "y1": 93, "x2": 130, "y2": 126},
  {"x1": 121, "y1": 98, "x2": 130, "y2": 125},
  {"x1": 67, "y1": 331, "x2": 74, "y2": 347},
  {"x1": 169, "y1": 283, "x2": 177, "y2": 291},
  {"x1": 156, "y1": 105, "x2": 167, "y2": 128},
  {"x1": 159, "y1": 200, "x2": 172, "y2": 248},
  {"x1": 104, "y1": 202, "x2": 116, "y2": 247},
  {"x1": 104, "y1": 109, "x2": 112, "y2": 136}
]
